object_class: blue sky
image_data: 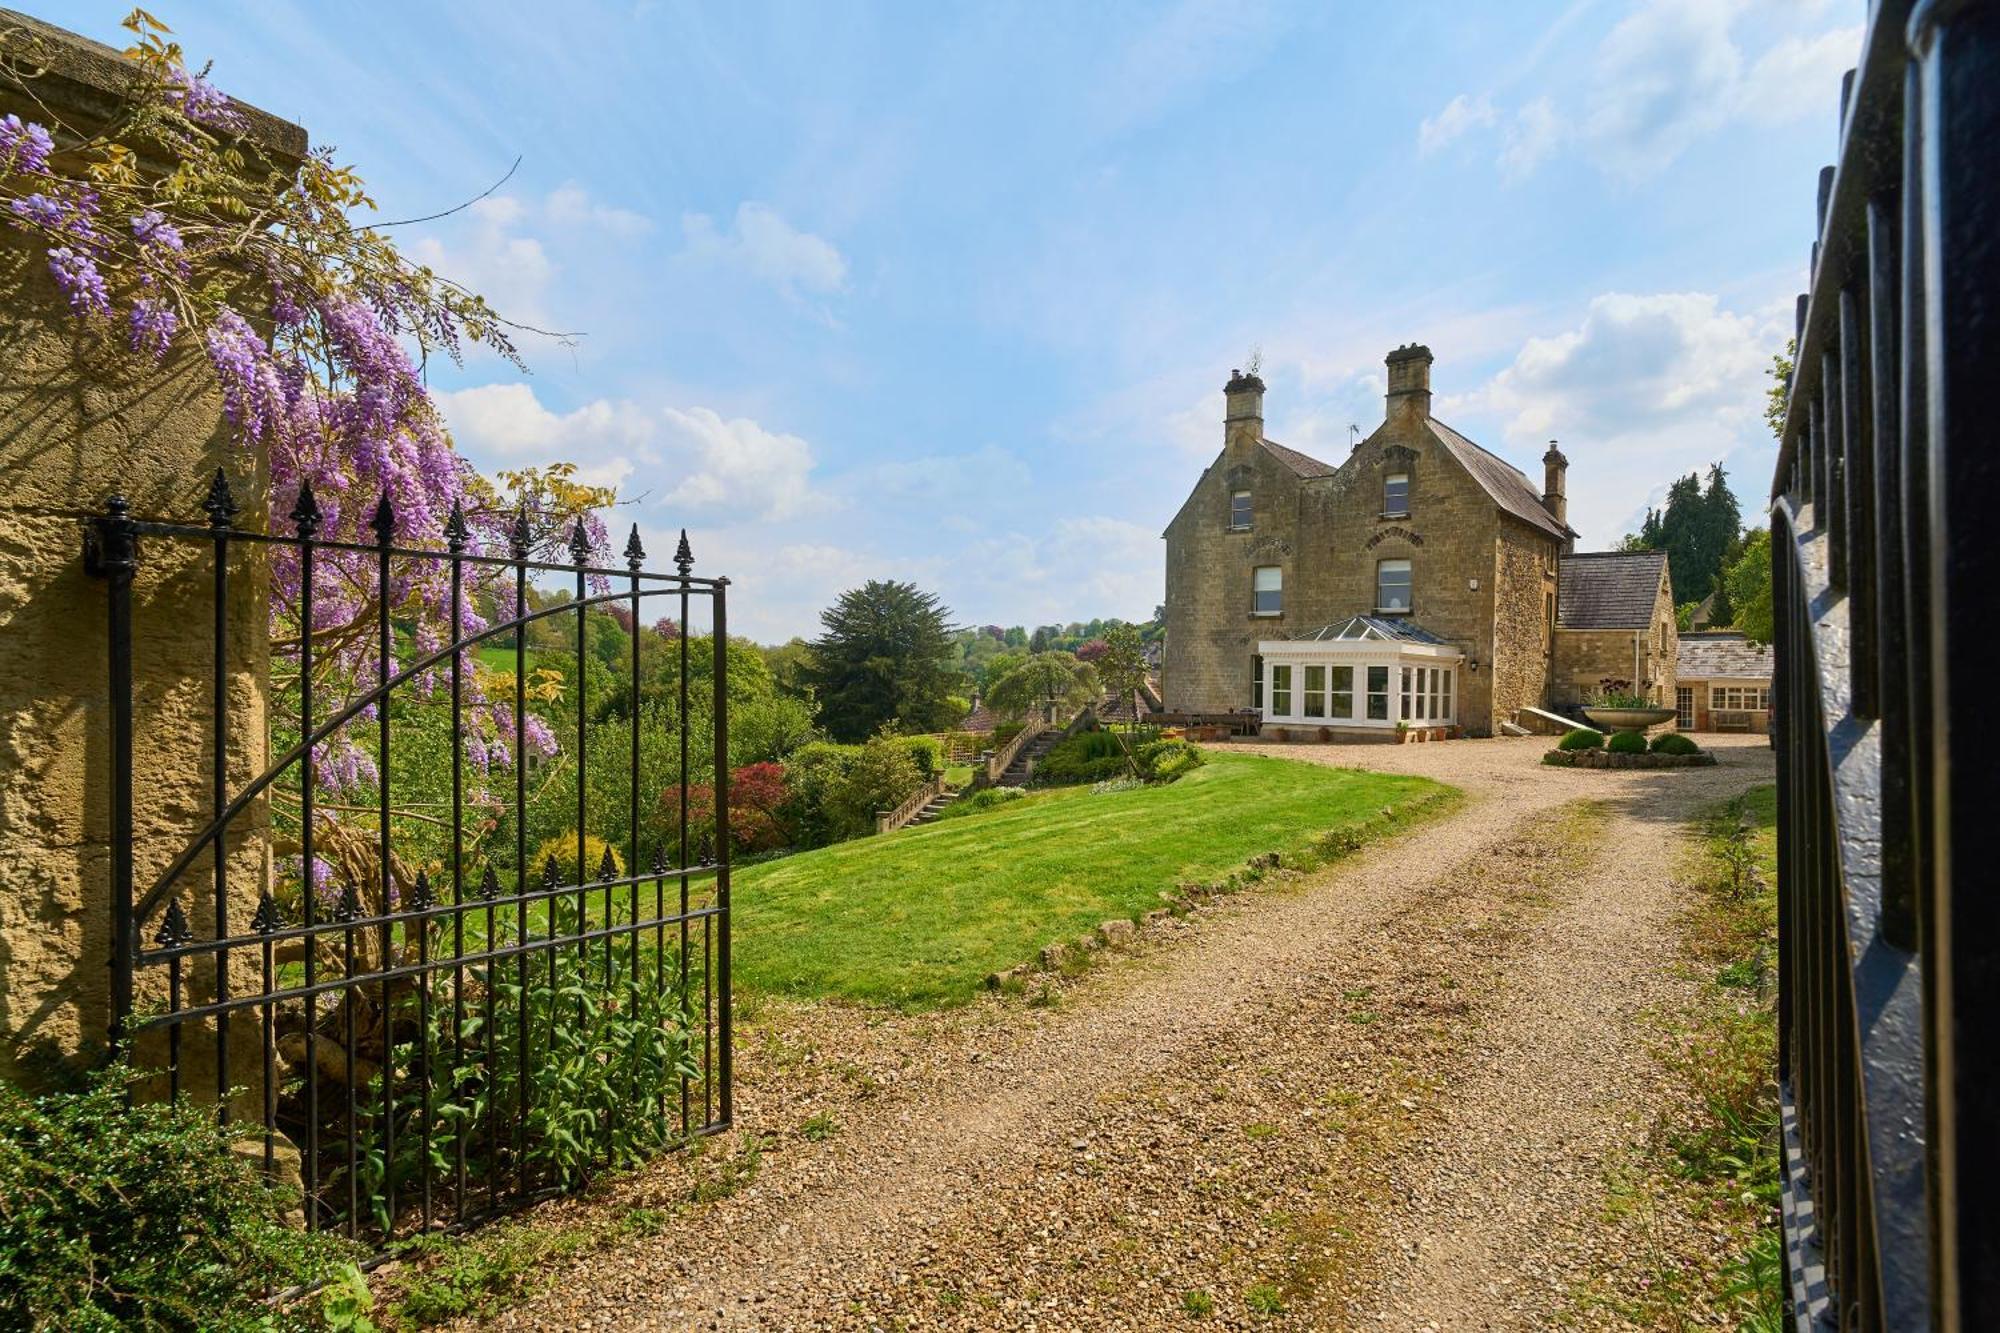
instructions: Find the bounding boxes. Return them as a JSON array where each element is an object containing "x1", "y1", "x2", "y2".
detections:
[{"x1": 69, "y1": 1, "x2": 1860, "y2": 641}]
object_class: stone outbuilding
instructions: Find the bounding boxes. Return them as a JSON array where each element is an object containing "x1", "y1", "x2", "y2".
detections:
[
  {"x1": 1160, "y1": 346, "x2": 1678, "y2": 738},
  {"x1": 1549, "y1": 549, "x2": 1680, "y2": 711},
  {"x1": 1674, "y1": 630, "x2": 1774, "y2": 733}
]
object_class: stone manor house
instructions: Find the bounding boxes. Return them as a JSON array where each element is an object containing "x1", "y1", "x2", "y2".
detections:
[{"x1": 1161, "y1": 346, "x2": 1677, "y2": 739}]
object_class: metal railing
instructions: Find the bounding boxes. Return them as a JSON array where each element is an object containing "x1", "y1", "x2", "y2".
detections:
[
  {"x1": 84, "y1": 476, "x2": 732, "y2": 1253},
  {"x1": 1770, "y1": 1, "x2": 1998, "y2": 1326}
]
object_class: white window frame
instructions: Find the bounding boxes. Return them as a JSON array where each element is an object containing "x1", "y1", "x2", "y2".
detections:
[
  {"x1": 1376, "y1": 558, "x2": 1413, "y2": 614},
  {"x1": 1253, "y1": 565, "x2": 1283, "y2": 616},
  {"x1": 1229, "y1": 489, "x2": 1253, "y2": 531},
  {"x1": 1256, "y1": 640, "x2": 1462, "y2": 730},
  {"x1": 1383, "y1": 472, "x2": 1410, "y2": 516}
]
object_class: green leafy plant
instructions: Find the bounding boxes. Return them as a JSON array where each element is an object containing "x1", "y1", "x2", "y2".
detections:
[
  {"x1": 1245, "y1": 1282, "x2": 1286, "y2": 1315},
  {"x1": 1651, "y1": 731, "x2": 1700, "y2": 756},
  {"x1": 1182, "y1": 1289, "x2": 1216, "y2": 1316},
  {"x1": 0, "y1": 1064, "x2": 354, "y2": 1331},
  {"x1": 1606, "y1": 729, "x2": 1650, "y2": 754},
  {"x1": 931, "y1": 785, "x2": 1026, "y2": 820},
  {"x1": 1558, "y1": 727, "x2": 1605, "y2": 751}
]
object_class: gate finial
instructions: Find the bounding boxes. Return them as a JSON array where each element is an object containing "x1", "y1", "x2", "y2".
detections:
[
  {"x1": 203, "y1": 469, "x2": 239, "y2": 529},
  {"x1": 674, "y1": 528, "x2": 693, "y2": 577},
  {"x1": 624, "y1": 523, "x2": 646, "y2": 570},
  {"x1": 290, "y1": 482, "x2": 322, "y2": 536},
  {"x1": 508, "y1": 506, "x2": 532, "y2": 560},
  {"x1": 444, "y1": 499, "x2": 469, "y2": 552},
  {"x1": 370, "y1": 492, "x2": 395, "y2": 547},
  {"x1": 568, "y1": 518, "x2": 594, "y2": 565}
]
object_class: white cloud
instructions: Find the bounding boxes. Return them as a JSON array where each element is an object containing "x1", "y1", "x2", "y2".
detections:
[
  {"x1": 1499, "y1": 96, "x2": 1563, "y2": 180},
  {"x1": 656, "y1": 406, "x2": 826, "y2": 521},
  {"x1": 1451, "y1": 291, "x2": 1786, "y2": 545},
  {"x1": 1418, "y1": 93, "x2": 1497, "y2": 154},
  {"x1": 437, "y1": 385, "x2": 828, "y2": 523},
  {"x1": 407, "y1": 185, "x2": 653, "y2": 332},
  {"x1": 679, "y1": 202, "x2": 848, "y2": 299},
  {"x1": 1739, "y1": 26, "x2": 1864, "y2": 124},
  {"x1": 545, "y1": 182, "x2": 652, "y2": 236},
  {"x1": 1468, "y1": 3, "x2": 1861, "y2": 183},
  {"x1": 409, "y1": 197, "x2": 556, "y2": 328},
  {"x1": 866, "y1": 446, "x2": 1032, "y2": 503}
]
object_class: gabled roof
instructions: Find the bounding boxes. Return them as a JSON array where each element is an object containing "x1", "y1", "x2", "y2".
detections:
[
  {"x1": 1558, "y1": 550, "x2": 1670, "y2": 629},
  {"x1": 1425, "y1": 419, "x2": 1571, "y2": 541},
  {"x1": 1259, "y1": 437, "x2": 1340, "y2": 479},
  {"x1": 1677, "y1": 631, "x2": 1775, "y2": 680},
  {"x1": 1292, "y1": 615, "x2": 1451, "y2": 645}
]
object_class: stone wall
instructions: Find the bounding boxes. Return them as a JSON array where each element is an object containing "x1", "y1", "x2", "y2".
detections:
[
  {"x1": 0, "y1": 18, "x2": 305, "y2": 1086},
  {"x1": 1163, "y1": 366, "x2": 1558, "y2": 735},
  {"x1": 1488, "y1": 523, "x2": 1558, "y2": 733},
  {"x1": 1548, "y1": 562, "x2": 1679, "y2": 714}
]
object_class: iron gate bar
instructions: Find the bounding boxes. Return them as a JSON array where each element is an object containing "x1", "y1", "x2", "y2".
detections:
[
  {"x1": 85, "y1": 475, "x2": 733, "y2": 1256},
  {"x1": 1771, "y1": 0, "x2": 1999, "y2": 1326}
]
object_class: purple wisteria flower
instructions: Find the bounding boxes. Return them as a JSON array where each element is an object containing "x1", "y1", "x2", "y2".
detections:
[
  {"x1": 131, "y1": 208, "x2": 186, "y2": 256},
  {"x1": 128, "y1": 298, "x2": 178, "y2": 361},
  {"x1": 167, "y1": 68, "x2": 248, "y2": 132},
  {"x1": 8, "y1": 193, "x2": 65, "y2": 229},
  {"x1": 46, "y1": 247, "x2": 109, "y2": 316},
  {"x1": 203, "y1": 307, "x2": 288, "y2": 440},
  {"x1": 524, "y1": 713, "x2": 560, "y2": 758},
  {"x1": 0, "y1": 114, "x2": 53, "y2": 174}
]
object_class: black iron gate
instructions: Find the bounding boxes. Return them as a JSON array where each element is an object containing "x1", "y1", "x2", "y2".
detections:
[
  {"x1": 84, "y1": 474, "x2": 731, "y2": 1249},
  {"x1": 1771, "y1": 0, "x2": 1998, "y2": 1327}
]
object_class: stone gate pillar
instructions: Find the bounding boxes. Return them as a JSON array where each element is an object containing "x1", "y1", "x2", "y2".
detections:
[{"x1": 0, "y1": 11, "x2": 306, "y2": 1089}]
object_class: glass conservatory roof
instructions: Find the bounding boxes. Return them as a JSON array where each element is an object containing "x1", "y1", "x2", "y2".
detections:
[{"x1": 1290, "y1": 615, "x2": 1451, "y2": 645}]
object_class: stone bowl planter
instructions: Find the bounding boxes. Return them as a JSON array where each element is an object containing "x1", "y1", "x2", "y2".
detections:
[{"x1": 1583, "y1": 705, "x2": 1677, "y2": 733}]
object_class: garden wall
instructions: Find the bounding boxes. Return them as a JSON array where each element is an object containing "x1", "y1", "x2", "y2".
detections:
[{"x1": 0, "y1": 13, "x2": 305, "y2": 1086}]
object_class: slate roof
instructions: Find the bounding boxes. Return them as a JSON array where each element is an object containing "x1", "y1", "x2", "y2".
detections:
[
  {"x1": 1256, "y1": 421, "x2": 1571, "y2": 540},
  {"x1": 1677, "y1": 631, "x2": 1775, "y2": 681},
  {"x1": 1558, "y1": 550, "x2": 1669, "y2": 629},
  {"x1": 1425, "y1": 419, "x2": 1572, "y2": 541},
  {"x1": 1259, "y1": 438, "x2": 1340, "y2": 479}
]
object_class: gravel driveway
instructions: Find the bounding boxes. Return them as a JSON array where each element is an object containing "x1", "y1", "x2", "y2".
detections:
[{"x1": 465, "y1": 734, "x2": 1775, "y2": 1331}]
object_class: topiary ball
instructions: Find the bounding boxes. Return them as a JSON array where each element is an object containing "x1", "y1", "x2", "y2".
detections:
[
  {"x1": 1606, "y1": 729, "x2": 1649, "y2": 754},
  {"x1": 1649, "y1": 731, "x2": 1699, "y2": 755},
  {"x1": 1557, "y1": 727, "x2": 1605, "y2": 751}
]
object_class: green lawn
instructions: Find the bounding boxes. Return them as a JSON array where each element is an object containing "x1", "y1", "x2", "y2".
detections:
[{"x1": 733, "y1": 750, "x2": 1451, "y2": 1008}]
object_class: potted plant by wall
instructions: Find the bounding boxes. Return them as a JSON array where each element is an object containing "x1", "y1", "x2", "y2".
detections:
[{"x1": 1581, "y1": 677, "x2": 1676, "y2": 733}]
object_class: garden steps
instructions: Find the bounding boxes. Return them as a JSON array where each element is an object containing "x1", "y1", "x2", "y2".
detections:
[
  {"x1": 998, "y1": 729, "x2": 1064, "y2": 786},
  {"x1": 907, "y1": 788, "x2": 962, "y2": 827}
]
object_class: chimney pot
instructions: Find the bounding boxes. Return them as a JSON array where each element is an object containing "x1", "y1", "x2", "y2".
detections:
[
  {"x1": 1224, "y1": 367, "x2": 1266, "y2": 437},
  {"x1": 1383, "y1": 344, "x2": 1434, "y2": 418}
]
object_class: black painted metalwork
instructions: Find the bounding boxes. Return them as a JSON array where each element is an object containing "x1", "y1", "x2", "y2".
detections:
[
  {"x1": 1771, "y1": 1, "x2": 1998, "y2": 1327},
  {"x1": 85, "y1": 478, "x2": 731, "y2": 1254}
]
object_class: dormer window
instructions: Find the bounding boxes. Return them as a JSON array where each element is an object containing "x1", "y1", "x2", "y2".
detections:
[
  {"x1": 1383, "y1": 473, "x2": 1410, "y2": 515},
  {"x1": 1377, "y1": 558, "x2": 1412, "y2": 612},
  {"x1": 1229, "y1": 490, "x2": 1252, "y2": 531}
]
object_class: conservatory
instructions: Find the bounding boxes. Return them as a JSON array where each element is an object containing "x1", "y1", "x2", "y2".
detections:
[{"x1": 1256, "y1": 616, "x2": 1464, "y2": 738}]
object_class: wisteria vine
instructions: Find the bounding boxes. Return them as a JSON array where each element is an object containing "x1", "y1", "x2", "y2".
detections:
[{"x1": 3, "y1": 11, "x2": 619, "y2": 901}]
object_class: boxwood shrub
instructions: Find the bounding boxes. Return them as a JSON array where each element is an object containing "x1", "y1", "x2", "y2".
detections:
[
  {"x1": 1557, "y1": 727, "x2": 1605, "y2": 751},
  {"x1": 1606, "y1": 729, "x2": 1650, "y2": 755},
  {"x1": 0, "y1": 1066, "x2": 353, "y2": 1330},
  {"x1": 1650, "y1": 731, "x2": 1700, "y2": 755}
]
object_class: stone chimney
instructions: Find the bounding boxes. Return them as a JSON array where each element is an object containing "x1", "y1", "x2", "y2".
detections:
[
  {"x1": 1541, "y1": 439, "x2": 1569, "y2": 527},
  {"x1": 1224, "y1": 367, "x2": 1265, "y2": 448},
  {"x1": 1384, "y1": 343, "x2": 1433, "y2": 419}
]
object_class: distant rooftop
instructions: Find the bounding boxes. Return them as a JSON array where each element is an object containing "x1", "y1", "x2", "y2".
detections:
[
  {"x1": 1678, "y1": 630, "x2": 1775, "y2": 680},
  {"x1": 1558, "y1": 550, "x2": 1669, "y2": 630}
]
